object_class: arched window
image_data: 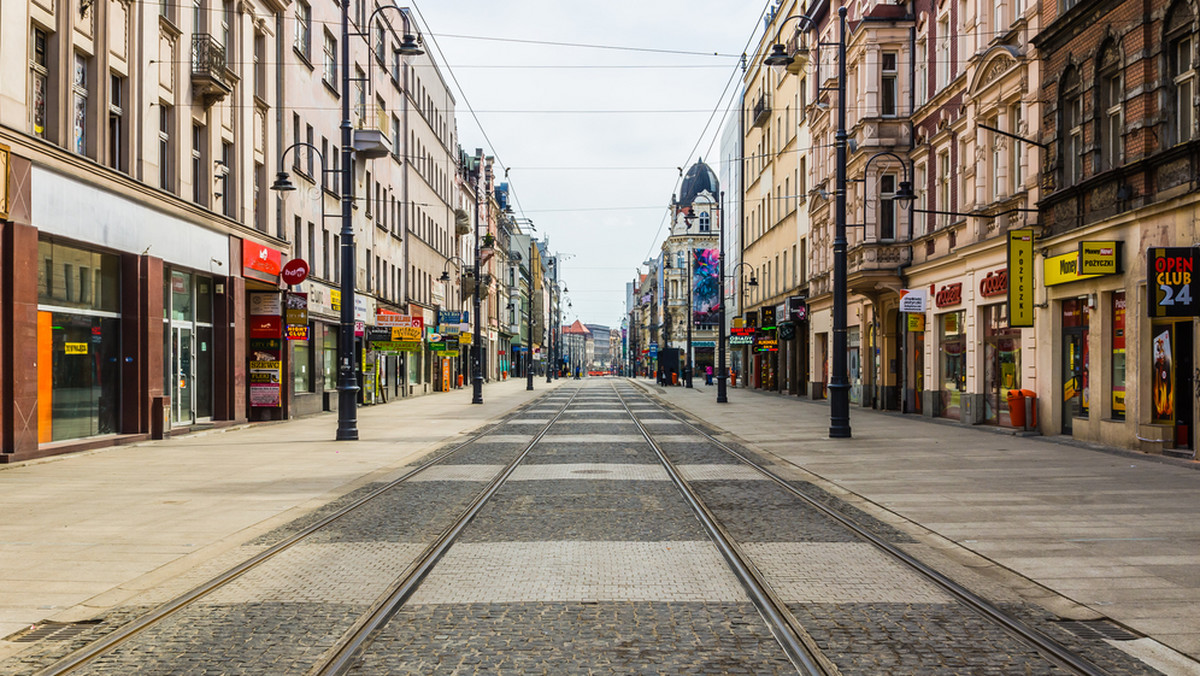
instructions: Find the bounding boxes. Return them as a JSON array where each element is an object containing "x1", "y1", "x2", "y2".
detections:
[
  {"x1": 1166, "y1": 1, "x2": 1197, "y2": 145},
  {"x1": 699, "y1": 212, "x2": 711, "y2": 232},
  {"x1": 1060, "y1": 67, "x2": 1084, "y2": 186},
  {"x1": 1097, "y1": 41, "x2": 1124, "y2": 171}
]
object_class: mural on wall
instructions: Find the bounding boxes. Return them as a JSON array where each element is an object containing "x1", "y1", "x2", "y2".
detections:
[{"x1": 692, "y1": 248, "x2": 720, "y2": 325}]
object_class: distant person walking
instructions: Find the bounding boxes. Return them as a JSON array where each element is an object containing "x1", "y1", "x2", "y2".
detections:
[{"x1": 705, "y1": 365, "x2": 713, "y2": 385}]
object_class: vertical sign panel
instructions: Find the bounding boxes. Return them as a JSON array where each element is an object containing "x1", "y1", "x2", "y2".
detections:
[
  {"x1": 1147, "y1": 248, "x2": 1198, "y2": 317},
  {"x1": 1008, "y1": 229, "x2": 1034, "y2": 327},
  {"x1": 692, "y1": 248, "x2": 720, "y2": 325}
]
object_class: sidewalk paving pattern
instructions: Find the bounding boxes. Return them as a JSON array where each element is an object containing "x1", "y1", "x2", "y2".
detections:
[{"x1": 0, "y1": 376, "x2": 1199, "y2": 673}]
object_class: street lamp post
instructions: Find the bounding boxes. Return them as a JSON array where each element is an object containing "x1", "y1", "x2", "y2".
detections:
[
  {"x1": 717, "y1": 191, "x2": 728, "y2": 402},
  {"x1": 274, "y1": 7, "x2": 421, "y2": 440},
  {"x1": 471, "y1": 186, "x2": 484, "y2": 404}
]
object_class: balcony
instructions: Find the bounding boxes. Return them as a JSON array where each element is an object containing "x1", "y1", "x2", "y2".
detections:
[
  {"x1": 847, "y1": 242, "x2": 911, "y2": 293},
  {"x1": 750, "y1": 93, "x2": 770, "y2": 128},
  {"x1": 191, "y1": 34, "x2": 233, "y2": 106}
]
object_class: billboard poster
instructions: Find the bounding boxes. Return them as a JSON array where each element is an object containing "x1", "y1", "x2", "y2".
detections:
[
  {"x1": 1147, "y1": 248, "x2": 1198, "y2": 317},
  {"x1": 1152, "y1": 325, "x2": 1175, "y2": 423},
  {"x1": 1008, "y1": 229, "x2": 1034, "y2": 327},
  {"x1": 692, "y1": 248, "x2": 720, "y2": 325}
]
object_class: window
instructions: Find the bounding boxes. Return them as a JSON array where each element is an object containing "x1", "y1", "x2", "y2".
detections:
[
  {"x1": 881, "y1": 52, "x2": 898, "y2": 116},
  {"x1": 322, "y1": 229, "x2": 330, "y2": 279},
  {"x1": 1099, "y1": 50, "x2": 1122, "y2": 170},
  {"x1": 323, "y1": 31, "x2": 337, "y2": 87},
  {"x1": 254, "y1": 33, "x2": 266, "y2": 99},
  {"x1": 221, "y1": 142, "x2": 234, "y2": 217},
  {"x1": 936, "y1": 16, "x2": 950, "y2": 89},
  {"x1": 936, "y1": 150, "x2": 951, "y2": 228},
  {"x1": 1170, "y1": 31, "x2": 1195, "y2": 144},
  {"x1": 879, "y1": 174, "x2": 897, "y2": 239},
  {"x1": 307, "y1": 222, "x2": 315, "y2": 271},
  {"x1": 31, "y1": 28, "x2": 50, "y2": 140},
  {"x1": 291, "y1": 113, "x2": 301, "y2": 170},
  {"x1": 699, "y1": 212, "x2": 711, "y2": 232},
  {"x1": 353, "y1": 66, "x2": 366, "y2": 124},
  {"x1": 365, "y1": 170, "x2": 373, "y2": 218},
  {"x1": 254, "y1": 162, "x2": 265, "y2": 231},
  {"x1": 915, "y1": 37, "x2": 928, "y2": 105},
  {"x1": 192, "y1": 123, "x2": 206, "y2": 205},
  {"x1": 1010, "y1": 103, "x2": 1023, "y2": 193},
  {"x1": 1061, "y1": 68, "x2": 1083, "y2": 186},
  {"x1": 72, "y1": 52, "x2": 89, "y2": 156},
  {"x1": 159, "y1": 104, "x2": 174, "y2": 191},
  {"x1": 374, "y1": 20, "x2": 386, "y2": 63},
  {"x1": 988, "y1": 116, "x2": 1003, "y2": 200},
  {"x1": 221, "y1": 0, "x2": 233, "y2": 48},
  {"x1": 108, "y1": 74, "x2": 126, "y2": 171},
  {"x1": 305, "y1": 124, "x2": 314, "y2": 176},
  {"x1": 994, "y1": 0, "x2": 1005, "y2": 36},
  {"x1": 294, "y1": 0, "x2": 311, "y2": 59},
  {"x1": 320, "y1": 137, "x2": 329, "y2": 190}
]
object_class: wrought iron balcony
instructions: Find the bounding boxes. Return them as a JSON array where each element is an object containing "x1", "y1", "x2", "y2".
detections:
[
  {"x1": 751, "y1": 93, "x2": 770, "y2": 128},
  {"x1": 191, "y1": 34, "x2": 232, "y2": 105}
]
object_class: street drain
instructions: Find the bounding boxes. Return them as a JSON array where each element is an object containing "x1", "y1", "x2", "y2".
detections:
[
  {"x1": 5, "y1": 620, "x2": 102, "y2": 643},
  {"x1": 571, "y1": 469, "x2": 612, "y2": 474},
  {"x1": 1053, "y1": 619, "x2": 1142, "y2": 641}
]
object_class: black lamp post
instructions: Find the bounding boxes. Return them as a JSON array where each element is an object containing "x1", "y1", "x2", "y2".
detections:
[
  {"x1": 275, "y1": 7, "x2": 421, "y2": 440},
  {"x1": 765, "y1": 9, "x2": 916, "y2": 435},
  {"x1": 546, "y1": 260, "x2": 556, "y2": 384},
  {"x1": 471, "y1": 188, "x2": 485, "y2": 404}
]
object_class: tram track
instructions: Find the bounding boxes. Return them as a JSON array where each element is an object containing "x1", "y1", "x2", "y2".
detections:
[
  {"x1": 31, "y1": 386, "x2": 585, "y2": 676},
  {"x1": 621, "y1": 379, "x2": 1117, "y2": 676}
]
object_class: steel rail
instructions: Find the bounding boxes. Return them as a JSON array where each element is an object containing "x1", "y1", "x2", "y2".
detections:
[
  {"x1": 628, "y1": 380, "x2": 1112, "y2": 676},
  {"x1": 35, "y1": 392, "x2": 575, "y2": 676},
  {"x1": 314, "y1": 384, "x2": 586, "y2": 675},
  {"x1": 609, "y1": 382, "x2": 832, "y2": 676}
]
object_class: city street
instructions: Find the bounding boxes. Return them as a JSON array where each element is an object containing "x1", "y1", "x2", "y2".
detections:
[{"x1": 1, "y1": 378, "x2": 1197, "y2": 673}]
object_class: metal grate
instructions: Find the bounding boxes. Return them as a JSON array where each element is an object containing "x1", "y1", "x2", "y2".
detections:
[
  {"x1": 5, "y1": 621, "x2": 101, "y2": 643},
  {"x1": 1053, "y1": 619, "x2": 1142, "y2": 641}
]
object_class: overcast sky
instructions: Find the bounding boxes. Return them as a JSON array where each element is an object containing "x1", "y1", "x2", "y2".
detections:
[{"x1": 413, "y1": 1, "x2": 772, "y2": 330}]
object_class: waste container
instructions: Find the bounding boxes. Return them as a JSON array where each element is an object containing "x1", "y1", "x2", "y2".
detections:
[
  {"x1": 1020, "y1": 389, "x2": 1038, "y2": 428},
  {"x1": 1007, "y1": 389, "x2": 1038, "y2": 429},
  {"x1": 1006, "y1": 389, "x2": 1026, "y2": 428}
]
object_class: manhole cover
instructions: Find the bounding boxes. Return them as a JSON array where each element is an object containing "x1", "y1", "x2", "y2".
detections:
[
  {"x1": 1053, "y1": 619, "x2": 1141, "y2": 641},
  {"x1": 5, "y1": 620, "x2": 101, "y2": 643}
]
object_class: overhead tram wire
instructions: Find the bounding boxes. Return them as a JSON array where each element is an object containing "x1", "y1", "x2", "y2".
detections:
[{"x1": 640, "y1": 0, "x2": 776, "y2": 264}]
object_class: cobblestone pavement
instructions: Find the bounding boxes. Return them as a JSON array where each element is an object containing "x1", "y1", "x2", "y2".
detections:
[{"x1": 2, "y1": 381, "x2": 1172, "y2": 674}]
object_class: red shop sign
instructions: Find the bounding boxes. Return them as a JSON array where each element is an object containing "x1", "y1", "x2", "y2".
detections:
[
  {"x1": 935, "y1": 282, "x2": 963, "y2": 307},
  {"x1": 250, "y1": 315, "x2": 282, "y2": 338},
  {"x1": 281, "y1": 258, "x2": 310, "y2": 286},
  {"x1": 243, "y1": 240, "x2": 283, "y2": 283},
  {"x1": 979, "y1": 269, "x2": 1008, "y2": 298}
]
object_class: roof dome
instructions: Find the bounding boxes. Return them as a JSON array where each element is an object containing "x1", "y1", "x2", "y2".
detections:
[{"x1": 679, "y1": 160, "x2": 719, "y2": 206}]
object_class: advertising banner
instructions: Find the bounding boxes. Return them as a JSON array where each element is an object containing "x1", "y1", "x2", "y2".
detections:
[
  {"x1": 1079, "y1": 241, "x2": 1122, "y2": 276},
  {"x1": 899, "y1": 288, "x2": 927, "y2": 313},
  {"x1": 1147, "y1": 248, "x2": 1198, "y2": 317},
  {"x1": 692, "y1": 248, "x2": 720, "y2": 325},
  {"x1": 1008, "y1": 229, "x2": 1034, "y2": 327},
  {"x1": 1044, "y1": 251, "x2": 1102, "y2": 287},
  {"x1": 243, "y1": 240, "x2": 282, "y2": 283}
]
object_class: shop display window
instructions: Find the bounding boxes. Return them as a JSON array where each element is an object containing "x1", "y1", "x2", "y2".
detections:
[
  {"x1": 984, "y1": 304, "x2": 1021, "y2": 426},
  {"x1": 1111, "y1": 292, "x2": 1126, "y2": 419},
  {"x1": 37, "y1": 240, "x2": 122, "y2": 442},
  {"x1": 939, "y1": 311, "x2": 966, "y2": 419},
  {"x1": 323, "y1": 325, "x2": 338, "y2": 391}
]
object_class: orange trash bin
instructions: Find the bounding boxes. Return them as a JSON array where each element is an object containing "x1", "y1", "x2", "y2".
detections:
[{"x1": 1006, "y1": 390, "x2": 1026, "y2": 428}]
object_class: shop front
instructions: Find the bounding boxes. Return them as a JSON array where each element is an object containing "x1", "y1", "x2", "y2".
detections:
[
  {"x1": 163, "y1": 269, "x2": 216, "y2": 427},
  {"x1": 36, "y1": 239, "x2": 123, "y2": 442}
]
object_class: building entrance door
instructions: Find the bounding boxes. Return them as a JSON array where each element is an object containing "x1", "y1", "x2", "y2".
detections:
[
  {"x1": 172, "y1": 325, "x2": 194, "y2": 425},
  {"x1": 1061, "y1": 299, "x2": 1089, "y2": 434}
]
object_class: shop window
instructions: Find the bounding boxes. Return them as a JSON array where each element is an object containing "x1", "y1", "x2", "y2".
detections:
[
  {"x1": 36, "y1": 240, "x2": 122, "y2": 442},
  {"x1": 983, "y1": 304, "x2": 1021, "y2": 426},
  {"x1": 293, "y1": 334, "x2": 312, "y2": 393},
  {"x1": 1111, "y1": 292, "x2": 1126, "y2": 419},
  {"x1": 322, "y1": 324, "x2": 338, "y2": 391},
  {"x1": 939, "y1": 311, "x2": 966, "y2": 420}
]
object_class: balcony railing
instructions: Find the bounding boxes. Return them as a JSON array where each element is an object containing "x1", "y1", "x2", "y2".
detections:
[
  {"x1": 751, "y1": 93, "x2": 770, "y2": 128},
  {"x1": 191, "y1": 34, "x2": 232, "y2": 104}
]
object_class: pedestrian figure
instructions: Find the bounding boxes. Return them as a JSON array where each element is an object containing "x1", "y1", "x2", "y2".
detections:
[{"x1": 705, "y1": 365, "x2": 713, "y2": 385}]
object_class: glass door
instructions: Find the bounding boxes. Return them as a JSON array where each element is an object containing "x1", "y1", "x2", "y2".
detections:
[{"x1": 173, "y1": 325, "x2": 194, "y2": 424}]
